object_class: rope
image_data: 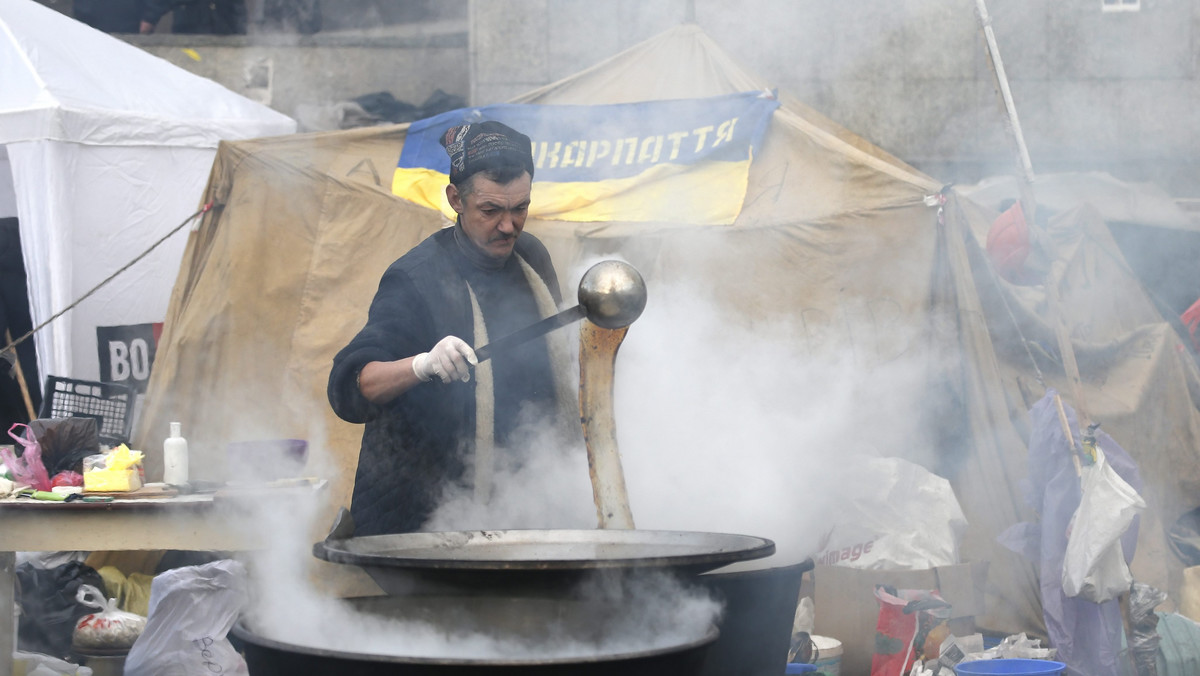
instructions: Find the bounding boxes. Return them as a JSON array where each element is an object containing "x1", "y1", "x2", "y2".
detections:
[
  {"x1": 993, "y1": 275, "x2": 1048, "y2": 388},
  {"x1": 0, "y1": 202, "x2": 216, "y2": 358}
]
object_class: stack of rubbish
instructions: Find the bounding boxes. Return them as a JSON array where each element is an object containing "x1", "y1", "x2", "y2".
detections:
[
  {"x1": 2, "y1": 419, "x2": 102, "y2": 498},
  {"x1": 915, "y1": 633, "x2": 1058, "y2": 675},
  {"x1": 294, "y1": 88, "x2": 465, "y2": 132},
  {"x1": 14, "y1": 557, "x2": 149, "y2": 674},
  {"x1": 16, "y1": 558, "x2": 248, "y2": 676},
  {"x1": 795, "y1": 455, "x2": 979, "y2": 675}
]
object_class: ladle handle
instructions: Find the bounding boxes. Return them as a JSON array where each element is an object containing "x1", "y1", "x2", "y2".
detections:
[{"x1": 474, "y1": 305, "x2": 586, "y2": 363}]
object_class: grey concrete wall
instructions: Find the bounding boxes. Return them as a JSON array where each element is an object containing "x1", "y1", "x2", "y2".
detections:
[
  {"x1": 468, "y1": 0, "x2": 1200, "y2": 195},
  {"x1": 124, "y1": 29, "x2": 468, "y2": 127},
  {"x1": 31, "y1": 0, "x2": 470, "y2": 129}
]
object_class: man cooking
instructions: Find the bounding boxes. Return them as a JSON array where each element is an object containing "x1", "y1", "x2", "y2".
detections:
[{"x1": 327, "y1": 121, "x2": 575, "y2": 536}]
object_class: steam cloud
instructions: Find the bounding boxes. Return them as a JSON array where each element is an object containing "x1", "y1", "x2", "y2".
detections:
[
  {"x1": 236, "y1": 236, "x2": 950, "y2": 660},
  {"x1": 239, "y1": 473, "x2": 722, "y2": 660},
  {"x1": 425, "y1": 251, "x2": 947, "y2": 566}
]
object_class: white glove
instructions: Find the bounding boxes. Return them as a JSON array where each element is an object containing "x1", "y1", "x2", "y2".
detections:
[{"x1": 412, "y1": 336, "x2": 478, "y2": 383}]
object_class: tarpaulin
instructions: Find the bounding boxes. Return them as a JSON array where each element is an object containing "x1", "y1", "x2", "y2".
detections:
[{"x1": 391, "y1": 91, "x2": 780, "y2": 224}]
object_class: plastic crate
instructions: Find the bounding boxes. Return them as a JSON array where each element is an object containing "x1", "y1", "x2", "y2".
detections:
[{"x1": 38, "y1": 376, "x2": 135, "y2": 446}]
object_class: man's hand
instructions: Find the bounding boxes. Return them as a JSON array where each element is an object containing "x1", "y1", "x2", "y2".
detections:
[
  {"x1": 412, "y1": 336, "x2": 478, "y2": 383},
  {"x1": 139, "y1": 20, "x2": 156, "y2": 34}
]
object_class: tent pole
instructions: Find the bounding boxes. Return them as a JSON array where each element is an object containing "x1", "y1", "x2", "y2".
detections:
[
  {"x1": 975, "y1": 0, "x2": 1090, "y2": 429},
  {"x1": 975, "y1": 0, "x2": 1036, "y2": 221}
]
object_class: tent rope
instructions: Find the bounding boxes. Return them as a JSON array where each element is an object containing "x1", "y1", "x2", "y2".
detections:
[
  {"x1": 0, "y1": 201, "x2": 216, "y2": 358},
  {"x1": 992, "y1": 276, "x2": 1048, "y2": 388}
]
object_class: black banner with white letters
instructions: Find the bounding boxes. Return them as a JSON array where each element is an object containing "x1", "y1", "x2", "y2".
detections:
[{"x1": 96, "y1": 324, "x2": 160, "y2": 393}]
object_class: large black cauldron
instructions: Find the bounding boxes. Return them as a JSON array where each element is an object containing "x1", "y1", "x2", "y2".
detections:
[{"x1": 233, "y1": 594, "x2": 718, "y2": 676}]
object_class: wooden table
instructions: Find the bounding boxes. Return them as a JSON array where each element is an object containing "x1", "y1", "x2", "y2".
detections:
[{"x1": 0, "y1": 493, "x2": 272, "y2": 676}]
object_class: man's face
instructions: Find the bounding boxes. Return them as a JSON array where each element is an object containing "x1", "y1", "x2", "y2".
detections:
[{"x1": 447, "y1": 172, "x2": 532, "y2": 260}]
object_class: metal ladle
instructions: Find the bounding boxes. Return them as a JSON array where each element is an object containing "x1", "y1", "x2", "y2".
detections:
[{"x1": 473, "y1": 260, "x2": 646, "y2": 362}]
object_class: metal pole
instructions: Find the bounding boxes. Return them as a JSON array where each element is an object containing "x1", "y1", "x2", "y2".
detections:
[{"x1": 975, "y1": 0, "x2": 1035, "y2": 187}]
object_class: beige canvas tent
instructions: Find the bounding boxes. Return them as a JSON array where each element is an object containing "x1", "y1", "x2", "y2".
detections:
[{"x1": 135, "y1": 24, "x2": 1200, "y2": 640}]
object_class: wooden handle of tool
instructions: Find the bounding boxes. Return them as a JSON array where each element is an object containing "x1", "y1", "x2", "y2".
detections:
[
  {"x1": 3, "y1": 330, "x2": 35, "y2": 421},
  {"x1": 579, "y1": 320, "x2": 635, "y2": 529}
]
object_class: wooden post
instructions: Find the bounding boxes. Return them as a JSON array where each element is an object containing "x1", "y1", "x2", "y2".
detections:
[
  {"x1": 578, "y1": 320, "x2": 635, "y2": 529},
  {"x1": 3, "y1": 329, "x2": 35, "y2": 421}
]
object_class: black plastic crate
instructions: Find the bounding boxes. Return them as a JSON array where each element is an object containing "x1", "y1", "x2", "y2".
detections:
[{"x1": 38, "y1": 376, "x2": 135, "y2": 446}]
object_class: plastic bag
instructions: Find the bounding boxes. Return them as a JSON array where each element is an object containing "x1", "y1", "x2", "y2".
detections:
[
  {"x1": 17, "y1": 560, "x2": 106, "y2": 657},
  {"x1": 124, "y1": 559, "x2": 250, "y2": 676},
  {"x1": 870, "y1": 586, "x2": 951, "y2": 676},
  {"x1": 1062, "y1": 446, "x2": 1145, "y2": 602},
  {"x1": 14, "y1": 651, "x2": 94, "y2": 675},
  {"x1": 3, "y1": 422, "x2": 52, "y2": 490},
  {"x1": 51, "y1": 471, "x2": 84, "y2": 488},
  {"x1": 30, "y1": 417, "x2": 100, "y2": 475},
  {"x1": 72, "y1": 584, "x2": 147, "y2": 650},
  {"x1": 788, "y1": 597, "x2": 816, "y2": 663},
  {"x1": 962, "y1": 632, "x2": 1056, "y2": 661},
  {"x1": 82, "y1": 444, "x2": 144, "y2": 492},
  {"x1": 96, "y1": 565, "x2": 154, "y2": 617},
  {"x1": 1129, "y1": 582, "x2": 1168, "y2": 676},
  {"x1": 814, "y1": 457, "x2": 967, "y2": 569}
]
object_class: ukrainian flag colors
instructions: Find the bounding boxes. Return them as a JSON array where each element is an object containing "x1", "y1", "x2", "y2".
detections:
[{"x1": 392, "y1": 91, "x2": 780, "y2": 225}]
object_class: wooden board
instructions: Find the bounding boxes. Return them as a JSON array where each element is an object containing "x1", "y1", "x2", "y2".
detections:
[{"x1": 82, "y1": 484, "x2": 178, "y2": 499}]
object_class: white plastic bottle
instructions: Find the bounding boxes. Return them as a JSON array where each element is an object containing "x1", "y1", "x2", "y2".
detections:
[{"x1": 163, "y1": 421, "x2": 189, "y2": 485}]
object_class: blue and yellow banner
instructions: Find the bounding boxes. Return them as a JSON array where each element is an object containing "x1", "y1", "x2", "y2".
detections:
[{"x1": 392, "y1": 91, "x2": 779, "y2": 225}]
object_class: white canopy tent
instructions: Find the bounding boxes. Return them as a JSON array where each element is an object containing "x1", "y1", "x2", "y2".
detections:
[{"x1": 0, "y1": 0, "x2": 295, "y2": 386}]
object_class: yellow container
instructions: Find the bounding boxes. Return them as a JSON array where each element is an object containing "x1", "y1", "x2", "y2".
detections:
[{"x1": 83, "y1": 468, "x2": 142, "y2": 492}]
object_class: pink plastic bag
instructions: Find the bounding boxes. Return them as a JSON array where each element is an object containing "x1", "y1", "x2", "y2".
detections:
[{"x1": 4, "y1": 423, "x2": 52, "y2": 490}]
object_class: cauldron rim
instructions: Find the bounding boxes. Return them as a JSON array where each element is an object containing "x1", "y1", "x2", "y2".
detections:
[
  {"x1": 313, "y1": 528, "x2": 775, "y2": 573},
  {"x1": 231, "y1": 618, "x2": 720, "y2": 667}
]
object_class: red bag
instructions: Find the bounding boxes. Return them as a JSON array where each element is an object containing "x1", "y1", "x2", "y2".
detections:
[
  {"x1": 1183, "y1": 297, "x2": 1200, "y2": 353},
  {"x1": 3, "y1": 423, "x2": 52, "y2": 491},
  {"x1": 870, "y1": 585, "x2": 952, "y2": 676}
]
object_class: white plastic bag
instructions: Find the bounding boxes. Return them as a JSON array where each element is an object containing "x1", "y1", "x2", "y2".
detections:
[
  {"x1": 1062, "y1": 447, "x2": 1145, "y2": 602},
  {"x1": 73, "y1": 584, "x2": 146, "y2": 649},
  {"x1": 124, "y1": 559, "x2": 250, "y2": 676},
  {"x1": 14, "y1": 651, "x2": 93, "y2": 676},
  {"x1": 793, "y1": 596, "x2": 814, "y2": 635},
  {"x1": 813, "y1": 457, "x2": 968, "y2": 569}
]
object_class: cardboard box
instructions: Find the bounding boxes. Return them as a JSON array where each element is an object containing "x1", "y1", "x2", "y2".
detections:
[{"x1": 811, "y1": 562, "x2": 989, "y2": 676}]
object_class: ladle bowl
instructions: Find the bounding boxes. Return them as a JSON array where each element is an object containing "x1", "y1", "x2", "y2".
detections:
[{"x1": 577, "y1": 261, "x2": 647, "y2": 329}]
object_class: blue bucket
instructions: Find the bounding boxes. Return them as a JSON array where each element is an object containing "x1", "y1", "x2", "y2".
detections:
[
  {"x1": 955, "y1": 659, "x2": 1066, "y2": 675},
  {"x1": 785, "y1": 664, "x2": 818, "y2": 674}
]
